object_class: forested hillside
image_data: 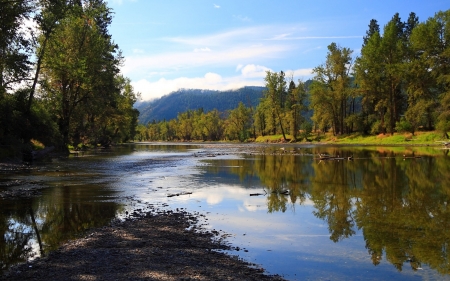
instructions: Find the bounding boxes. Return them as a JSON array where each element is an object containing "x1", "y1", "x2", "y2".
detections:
[{"x1": 135, "y1": 86, "x2": 266, "y2": 124}]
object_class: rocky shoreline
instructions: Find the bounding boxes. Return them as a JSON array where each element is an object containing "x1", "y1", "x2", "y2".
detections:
[{"x1": 1, "y1": 207, "x2": 286, "y2": 281}]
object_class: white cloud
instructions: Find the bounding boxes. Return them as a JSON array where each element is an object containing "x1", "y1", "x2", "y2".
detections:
[
  {"x1": 270, "y1": 33, "x2": 292, "y2": 40},
  {"x1": 131, "y1": 64, "x2": 314, "y2": 101},
  {"x1": 132, "y1": 48, "x2": 145, "y2": 54},
  {"x1": 132, "y1": 71, "x2": 265, "y2": 101},
  {"x1": 238, "y1": 64, "x2": 271, "y2": 78},
  {"x1": 122, "y1": 24, "x2": 323, "y2": 100},
  {"x1": 291, "y1": 68, "x2": 314, "y2": 79},
  {"x1": 193, "y1": 47, "x2": 211, "y2": 52},
  {"x1": 121, "y1": 44, "x2": 290, "y2": 79},
  {"x1": 164, "y1": 25, "x2": 280, "y2": 47},
  {"x1": 214, "y1": 4, "x2": 220, "y2": 8},
  {"x1": 233, "y1": 15, "x2": 251, "y2": 22}
]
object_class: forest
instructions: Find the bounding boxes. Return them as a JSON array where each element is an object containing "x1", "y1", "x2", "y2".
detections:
[
  {"x1": 137, "y1": 10, "x2": 450, "y2": 143},
  {"x1": 1, "y1": 3, "x2": 450, "y2": 156},
  {"x1": 0, "y1": 0, "x2": 139, "y2": 158}
]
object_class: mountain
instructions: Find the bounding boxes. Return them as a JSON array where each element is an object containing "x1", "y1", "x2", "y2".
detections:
[{"x1": 135, "y1": 86, "x2": 266, "y2": 124}]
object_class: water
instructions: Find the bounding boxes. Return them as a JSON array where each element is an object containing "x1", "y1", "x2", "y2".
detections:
[{"x1": 1, "y1": 143, "x2": 450, "y2": 280}]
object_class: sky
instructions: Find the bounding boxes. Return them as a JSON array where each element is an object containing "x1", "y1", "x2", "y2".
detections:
[{"x1": 105, "y1": 0, "x2": 449, "y2": 101}]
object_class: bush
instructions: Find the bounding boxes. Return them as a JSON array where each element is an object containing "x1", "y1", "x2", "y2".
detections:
[
  {"x1": 370, "y1": 121, "x2": 382, "y2": 135},
  {"x1": 396, "y1": 119, "x2": 413, "y2": 134},
  {"x1": 299, "y1": 122, "x2": 313, "y2": 141}
]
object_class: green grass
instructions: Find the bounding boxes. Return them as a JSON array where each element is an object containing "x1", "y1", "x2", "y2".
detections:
[
  {"x1": 255, "y1": 131, "x2": 448, "y2": 146},
  {"x1": 255, "y1": 134, "x2": 295, "y2": 143}
]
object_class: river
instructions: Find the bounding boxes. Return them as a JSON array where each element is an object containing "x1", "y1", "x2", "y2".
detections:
[{"x1": 1, "y1": 142, "x2": 450, "y2": 280}]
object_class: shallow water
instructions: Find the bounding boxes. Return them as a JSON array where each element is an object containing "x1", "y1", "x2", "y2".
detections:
[{"x1": 1, "y1": 143, "x2": 450, "y2": 280}]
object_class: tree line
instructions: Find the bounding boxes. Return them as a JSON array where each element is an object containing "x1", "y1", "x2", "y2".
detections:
[
  {"x1": 138, "y1": 10, "x2": 450, "y2": 142},
  {"x1": 312, "y1": 10, "x2": 450, "y2": 137},
  {"x1": 2, "y1": 5, "x2": 449, "y2": 150},
  {"x1": 0, "y1": 0, "x2": 139, "y2": 156}
]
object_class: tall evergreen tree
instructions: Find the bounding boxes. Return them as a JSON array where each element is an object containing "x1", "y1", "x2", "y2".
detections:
[{"x1": 363, "y1": 19, "x2": 380, "y2": 46}]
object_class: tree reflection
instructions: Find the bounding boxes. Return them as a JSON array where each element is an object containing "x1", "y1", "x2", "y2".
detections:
[
  {"x1": 224, "y1": 148, "x2": 450, "y2": 274},
  {"x1": 311, "y1": 157, "x2": 356, "y2": 242},
  {"x1": 0, "y1": 184, "x2": 120, "y2": 273},
  {"x1": 253, "y1": 153, "x2": 309, "y2": 213},
  {"x1": 0, "y1": 199, "x2": 34, "y2": 271}
]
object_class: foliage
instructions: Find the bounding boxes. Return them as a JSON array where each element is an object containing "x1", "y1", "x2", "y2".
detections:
[
  {"x1": 0, "y1": 0, "x2": 138, "y2": 158},
  {"x1": 2, "y1": 5, "x2": 450, "y2": 153},
  {"x1": 311, "y1": 43, "x2": 354, "y2": 136},
  {"x1": 0, "y1": 0, "x2": 32, "y2": 97}
]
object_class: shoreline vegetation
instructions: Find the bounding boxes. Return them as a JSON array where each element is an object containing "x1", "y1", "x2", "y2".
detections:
[
  {"x1": 1, "y1": 131, "x2": 448, "y2": 164},
  {"x1": 254, "y1": 131, "x2": 449, "y2": 146}
]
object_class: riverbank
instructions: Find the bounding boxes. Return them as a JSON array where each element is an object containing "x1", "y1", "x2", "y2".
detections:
[
  {"x1": 2, "y1": 207, "x2": 285, "y2": 281},
  {"x1": 255, "y1": 131, "x2": 448, "y2": 146}
]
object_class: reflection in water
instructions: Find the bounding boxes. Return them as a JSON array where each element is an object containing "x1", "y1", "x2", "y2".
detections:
[
  {"x1": 0, "y1": 143, "x2": 200, "y2": 272},
  {"x1": 0, "y1": 187, "x2": 120, "y2": 271},
  {"x1": 1, "y1": 143, "x2": 450, "y2": 279},
  {"x1": 200, "y1": 146, "x2": 450, "y2": 276}
]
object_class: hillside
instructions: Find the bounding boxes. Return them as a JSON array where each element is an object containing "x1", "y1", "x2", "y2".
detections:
[{"x1": 135, "y1": 86, "x2": 266, "y2": 124}]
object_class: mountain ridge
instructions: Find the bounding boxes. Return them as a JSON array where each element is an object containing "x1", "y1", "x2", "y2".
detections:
[{"x1": 135, "y1": 86, "x2": 266, "y2": 124}]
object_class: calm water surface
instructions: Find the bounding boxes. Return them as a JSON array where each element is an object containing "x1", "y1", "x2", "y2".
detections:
[{"x1": 1, "y1": 143, "x2": 450, "y2": 280}]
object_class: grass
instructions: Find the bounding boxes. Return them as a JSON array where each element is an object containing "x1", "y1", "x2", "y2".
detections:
[{"x1": 255, "y1": 131, "x2": 448, "y2": 146}]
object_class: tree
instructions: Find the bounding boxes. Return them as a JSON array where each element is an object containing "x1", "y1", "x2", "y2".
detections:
[
  {"x1": 197, "y1": 109, "x2": 223, "y2": 141},
  {"x1": 286, "y1": 78, "x2": 308, "y2": 140},
  {"x1": 264, "y1": 71, "x2": 288, "y2": 140},
  {"x1": 380, "y1": 13, "x2": 408, "y2": 135},
  {"x1": 254, "y1": 97, "x2": 274, "y2": 136},
  {"x1": 355, "y1": 13, "x2": 410, "y2": 135},
  {"x1": 310, "y1": 43, "x2": 354, "y2": 135},
  {"x1": 176, "y1": 110, "x2": 194, "y2": 141},
  {"x1": 28, "y1": 0, "x2": 73, "y2": 115},
  {"x1": 363, "y1": 19, "x2": 380, "y2": 46},
  {"x1": 39, "y1": 0, "x2": 123, "y2": 147},
  {"x1": 0, "y1": 0, "x2": 31, "y2": 97},
  {"x1": 224, "y1": 102, "x2": 251, "y2": 141},
  {"x1": 414, "y1": 10, "x2": 450, "y2": 137}
]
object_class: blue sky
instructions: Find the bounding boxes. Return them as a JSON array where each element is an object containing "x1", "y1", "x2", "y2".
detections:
[{"x1": 106, "y1": 0, "x2": 448, "y2": 101}]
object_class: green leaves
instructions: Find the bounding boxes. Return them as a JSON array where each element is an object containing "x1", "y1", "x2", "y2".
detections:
[{"x1": 311, "y1": 43, "x2": 354, "y2": 135}]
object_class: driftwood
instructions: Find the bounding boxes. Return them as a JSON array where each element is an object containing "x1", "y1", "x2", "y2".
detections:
[
  {"x1": 318, "y1": 153, "x2": 353, "y2": 161},
  {"x1": 250, "y1": 190, "x2": 268, "y2": 196},
  {"x1": 167, "y1": 192, "x2": 193, "y2": 197},
  {"x1": 250, "y1": 193, "x2": 264, "y2": 196}
]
